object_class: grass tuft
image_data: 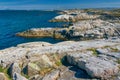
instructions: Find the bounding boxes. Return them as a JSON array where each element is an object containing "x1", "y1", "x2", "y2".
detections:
[
  {"x1": 0, "y1": 66, "x2": 12, "y2": 80},
  {"x1": 87, "y1": 48, "x2": 98, "y2": 56}
]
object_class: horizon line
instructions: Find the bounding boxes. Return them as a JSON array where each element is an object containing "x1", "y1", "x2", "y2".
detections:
[{"x1": 0, "y1": 7, "x2": 120, "y2": 11}]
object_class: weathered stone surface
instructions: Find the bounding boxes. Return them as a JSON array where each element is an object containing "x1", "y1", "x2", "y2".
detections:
[
  {"x1": 26, "y1": 55, "x2": 53, "y2": 76},
  {"x1": 26, "y1": 62, "x2": 40, "y2": 76},
  {"x1": 0, "y1": 73, "x2": 7, "y2": 80},
  {"x1": 53, "y1": 14, "x2": 74, "y2": 22},
  {"x1": 0, "y1": 47, "x2": 28, "y2": 68},
  {"x1": 13, "y1": 72, "x2": 28, "y2": 80},
  {"x1": 17, "y1": 42, "x2": 52, "y2": 48},
  {"x1": 16, "y1": 19, "x2": 120, "y2": 40},
  {"x1": 9, "y1": 63, "x2": 21, "y2": 78},
  {"x1": 0, "y1": 38, "x2": 119, "y2": 79},
  {"x1": 58, "y1": 66, "x2": 91, "y2": 80},
  {"x1": 84, "y1": 57, "x2": 119, "y2": 79},
  {"x1": 0, "y1": 39, "x2": 119, "y2": 67},
  {"x1": 29, "y1": 74, "x2": 43, "y2": 80},
  {"x1": 36, "y1": 55, "x2": 53, "y2": 69},
  {"x1": 66, "y1": 52, "x2": 119, "y2": 79},
  {"x1": 96, "y1": 48, "x2": 110, "y2": 54},
  {"x1": 42, "y1": 70, "x2": 60, "y2": 80},
  {"x1": 50, "y1": 12, "x2": 99, "y2": 22}
]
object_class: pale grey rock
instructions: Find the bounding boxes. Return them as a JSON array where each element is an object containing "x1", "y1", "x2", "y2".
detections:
[
  {"x1": 0, "y1": 39, "x2": 119, "y2": 67},
  {"x1": 37, "y1": 55, "x2": 53, "y2": 68},
  {"x1": 0, "y1": 73, "x2": 6, "y2": 80},
  {"x1": 98, "y1": 54, "x2": 117, "y2": 63},
  {"x1": 13, "y1": 72, "x2": 28, "y2": 80},
  {"x1": 0, "y1": 39, "x2": 119, "y2": 79},
  {"x1": 84, "y1": 57, "x2": 119, "y2": 79},
  {"x1": 106, "y1": 52, "x2": 120, "y2": 59},
  {"x1": 67, "y1": 51, "x2": 93, "y2": 66},
  {"x1": 17, "y1": 42, "x2": 52, "y2": 48},
  {"x1": 67, "y1": 52, "x2": 119, "y2": 79},
  {"x1": 96, "y1": 48, "x2": 110, "y2": 54},
  {"x1": 68, "y1": 19, "x2": 120, "y2": 39},
  {"x1": 26, "y1": 62, "x2": 40, "y2": 76},
  {"x1": 54, "y1": 14, "x2": 74, "y2": 20},
  {"x1": 9, "y1": 63, "x2": 21, "y2": 78},
  {"x1": 26, "y1": 55, "x2": 53, "y2": 76},
  {"x1": 0, "y1": 47, "x2": 28, "y2": 68},
  {"x1": 116, "y1": 45, "x2": 120, "y2": 51},
  {"x1": 51, "y1": 11, "x2": 99, "y2": 22},
  {"x1": 42, "y1": 70, "x2": 60, "y2": 80}
]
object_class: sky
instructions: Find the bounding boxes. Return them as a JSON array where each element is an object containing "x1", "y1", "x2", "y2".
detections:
[{"x1": 0, "y1": 0, "x2": 120, "y2": 10}]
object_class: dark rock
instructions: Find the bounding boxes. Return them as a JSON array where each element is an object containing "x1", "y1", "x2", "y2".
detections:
[{"x1": 9, "y1": 63, "x2": 21, "y2": 78}]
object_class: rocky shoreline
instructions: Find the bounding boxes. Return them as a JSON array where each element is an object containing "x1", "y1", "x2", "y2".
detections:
[
  {"x1": 16, "y1": 9, "x2": 120, "y2": 41},
  {"x1": 0, "y1": 39, "x2": 120, "y2": 80},
  {"x1": 0, "y1": 9, "x2": 120, "y2": 80}
]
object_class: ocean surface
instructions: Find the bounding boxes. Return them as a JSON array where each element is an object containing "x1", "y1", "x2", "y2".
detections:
[{"x1": 0, "y1": 10, "x2": 66, "y2": 50}]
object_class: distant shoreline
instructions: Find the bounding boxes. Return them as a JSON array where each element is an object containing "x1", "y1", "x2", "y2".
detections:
[{"x1": 0, "y1": 7, "x2": 120, "y2": 11}]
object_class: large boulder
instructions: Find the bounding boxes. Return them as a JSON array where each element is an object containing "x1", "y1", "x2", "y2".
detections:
[
  {"x1": 26, "y1": 62, "x2": 40, "y2": 76},
  {"x1": 42, "y1": 70, "x2": 60, "y2": 80},
  {"x1": 83, "y1": 57, "x2": 119, "y2": 79},
  {"x1": 36, "y1": 55, "x2": 53, "y2": 69},
  {"x1": 26, "y1": 55, "x2": 53, "y2": 76},
  {"x1": 67, "y1": 52, "x2": 119, "y2": 79}
]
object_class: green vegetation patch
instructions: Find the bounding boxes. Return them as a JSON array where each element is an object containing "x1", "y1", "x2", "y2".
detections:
[
  {"x1": 0, "y1": 66, "x2": 12, "y2": 80},
  {"x1": 55, "y1": 60, "x2": 62, "y2": 66},
  {"x1": 87, "y1": 48, "x2": 98, "y2": 56},
  {"x1": 110, "y1": 48, "x2": 119, "y2": 52},
  {"x1": 116, "y1": 59, "x2": 120, "y2": 64},
  {"x1": 0, "y1": 66, "x2": 4, "y2": 72}
]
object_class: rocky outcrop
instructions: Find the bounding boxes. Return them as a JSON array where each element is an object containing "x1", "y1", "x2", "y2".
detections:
[
  {"x1": 16, "y1": 28, "x2": 68, "y2": 40},
  {"x1": 65, "y1": 44, "x2": 120, "y2": 79},
  {"x1": 50, "y1": 14, "x2": 74, "y2": 22},
  {"x1": 0, "y1": 39, "x2": 120, "y2": 67},
  {"x1": 16, "y1": 19, "x2": 120, "y2": 40},
  {"x1": 26, "y1": 55, "x2": 53, "y2": 76},
  {"x1": 16, "y1": 28, "x2": 54, "y2": 38},
  {"x1": 0, "y1": 38, "x2": 120, "y2": 79},
  {"x1": 50, "y1": 10, "x2": 99, "y2": 22},
  {"x1": 42, "y1": 70, "x2": 60, "y2": 80},
  {"x1": 66, "y1": 51, "x2": 119, "y2": 79},
  {"x1": 16, "y1": 9, "x2": 120, "y2": 41},
  {"x1": 26, "y1": 62, "x2": 40, "y2": 76}
]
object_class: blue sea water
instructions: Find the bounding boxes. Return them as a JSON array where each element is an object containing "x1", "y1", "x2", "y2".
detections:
[{"x1": 0, "y1": 10, "x2": 65, "y2": 50}]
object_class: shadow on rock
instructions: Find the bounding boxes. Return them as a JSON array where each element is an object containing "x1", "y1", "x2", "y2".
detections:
[
  {"x1": 61, "y1": 56, "x2": 92, "y2": 79},
  {"x1": 69, "y1": 66, "x2": 91, "y2": 79}
]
